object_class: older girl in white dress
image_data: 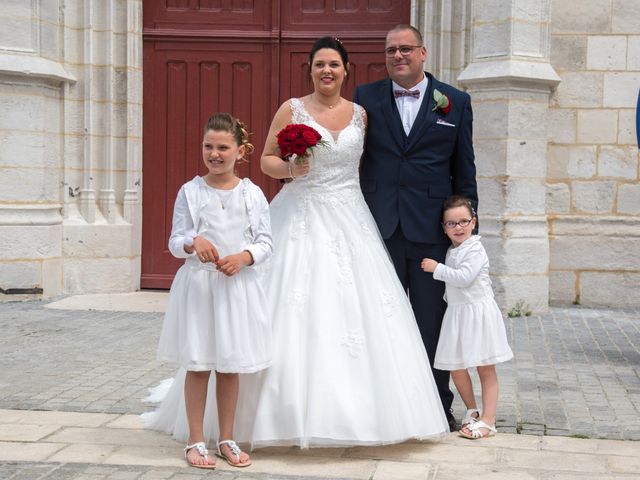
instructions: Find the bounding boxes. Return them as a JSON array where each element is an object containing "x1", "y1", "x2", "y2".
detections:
[
  {"x1": 421, "y1": 196, "x2": 513, "y2": 440},
  {"x1": 151, "y1": 113, "x2": 272, "y2": 469}
]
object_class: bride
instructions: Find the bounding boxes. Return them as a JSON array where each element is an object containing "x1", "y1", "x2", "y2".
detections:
[{"x1": 143, "y1": 37, "x2": 448, "y2": 449}]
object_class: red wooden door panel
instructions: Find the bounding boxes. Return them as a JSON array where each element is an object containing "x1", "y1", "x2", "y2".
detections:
[
  {"x1": 142, "y1": 41, "x2": 273, "y2": 288},
  {"x1": 141, "y1": 0, "x2": 409, "y2": 288}
]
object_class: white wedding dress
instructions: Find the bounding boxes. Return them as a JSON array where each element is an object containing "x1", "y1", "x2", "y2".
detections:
[{"x1": 142, "y1": 98, "x2": 449, "y2": 448}]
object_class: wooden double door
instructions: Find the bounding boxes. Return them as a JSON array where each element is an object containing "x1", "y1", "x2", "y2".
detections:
[{"x1": 141, "y1": 0, "x2": 410, "y2": 288}]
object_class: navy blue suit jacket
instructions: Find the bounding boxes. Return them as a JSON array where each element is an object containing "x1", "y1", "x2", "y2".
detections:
[{"x1": 353, "y1": 73, "x2": 477, "y2": 244}]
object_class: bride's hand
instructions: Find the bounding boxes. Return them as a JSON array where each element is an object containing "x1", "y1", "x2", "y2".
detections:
[{"x1": 290, "y1": 159, "x2": 310, "y2": 178}]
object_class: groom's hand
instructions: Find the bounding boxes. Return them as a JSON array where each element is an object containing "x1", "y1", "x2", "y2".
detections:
[{"x1": 421, "y1": 258, "x2": 438, "y2": 273}]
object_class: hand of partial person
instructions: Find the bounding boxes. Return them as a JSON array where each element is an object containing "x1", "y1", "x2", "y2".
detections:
[
  {"x1": 217, "y1": 251, "x2": 253, "y2": 276},
  {"x1": 421, "y1": 258, "x2": 438, "y2": 273},
  {"x1": 290, "y1": 158, "x2": 310, "y2": 178},
  {"x1": 193, "y1": 236, "x2": 220, "y2": 264}
]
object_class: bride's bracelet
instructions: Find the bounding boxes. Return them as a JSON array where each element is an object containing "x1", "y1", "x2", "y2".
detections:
[{"x1": 288, "y1": 162, "x2": 296, "y2": 180}]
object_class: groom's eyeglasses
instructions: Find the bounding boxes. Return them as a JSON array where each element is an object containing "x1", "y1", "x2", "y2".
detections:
[
  {"x1": 442, "y1": 219, "x2": 473, "y2": 229},
  {"x1": 384, "y1": 45, "x2": 422, "y2": 57}
]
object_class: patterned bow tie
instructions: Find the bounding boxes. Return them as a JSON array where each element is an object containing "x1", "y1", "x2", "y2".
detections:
[{"x1": 394, "y1": 89, "x2": 420, "y2": 99}]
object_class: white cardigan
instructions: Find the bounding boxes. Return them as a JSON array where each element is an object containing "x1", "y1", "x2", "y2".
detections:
[{"x1": 168, "y1": 176, "x2": 273, "y2": 266}]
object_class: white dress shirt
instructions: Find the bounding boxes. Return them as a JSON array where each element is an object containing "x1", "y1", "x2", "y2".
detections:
[{"x1": 392, "y1": 75, "x2": 429, "y2": 135}]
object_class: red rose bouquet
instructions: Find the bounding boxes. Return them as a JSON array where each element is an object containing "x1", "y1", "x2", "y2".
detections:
[{"x1": 276, "y1": 124, "x2": 328, "y2": 164}]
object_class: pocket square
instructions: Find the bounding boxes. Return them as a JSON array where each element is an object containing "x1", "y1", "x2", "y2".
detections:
[{"x1": 436, "y1": 118, "x2": 455, "y2": 127}]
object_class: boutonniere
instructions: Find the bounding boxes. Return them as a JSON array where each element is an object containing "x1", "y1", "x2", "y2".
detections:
[{"x1": 432, "y1": 89, "x2": 451, "y2": 115}]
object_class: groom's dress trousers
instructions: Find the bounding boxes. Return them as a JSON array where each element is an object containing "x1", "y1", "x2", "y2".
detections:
[{"x1": 354, "y1": 72, "x2": 478, "y2": 414}]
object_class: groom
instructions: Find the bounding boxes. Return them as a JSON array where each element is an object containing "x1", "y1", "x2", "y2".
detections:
[{"x1": 353, "y1": 24, "x2": 478, "y2": 431}]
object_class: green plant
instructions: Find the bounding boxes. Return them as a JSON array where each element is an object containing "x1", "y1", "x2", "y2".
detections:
[{"x1": 507, "y1": 300, "x2": 532, "y2": 318}]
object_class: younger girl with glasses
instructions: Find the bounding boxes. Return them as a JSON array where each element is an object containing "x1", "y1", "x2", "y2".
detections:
[{"x1": 421, "y1": 195, "x2": 513, "y2": 439}]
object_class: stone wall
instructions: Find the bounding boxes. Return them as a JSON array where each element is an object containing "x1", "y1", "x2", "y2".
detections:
[
  {"x1": 547, "y1": 0, "x2": 640, "y2": 307},
  {"x1": 0, "y1": 0, "x2": 142, "y2": 297}
]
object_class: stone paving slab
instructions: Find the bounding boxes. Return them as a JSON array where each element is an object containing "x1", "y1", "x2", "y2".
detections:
[
  {"x1": 2, "y1": 300, "x2": 639, "y2": 440},
  {"x1": 1, "y1": 410, "x2": 639, "y2": 480}
]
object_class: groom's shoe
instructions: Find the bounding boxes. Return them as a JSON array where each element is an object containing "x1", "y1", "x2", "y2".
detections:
[{"x1": 446, "y1": 411, "x2": 457, "y2": 432}]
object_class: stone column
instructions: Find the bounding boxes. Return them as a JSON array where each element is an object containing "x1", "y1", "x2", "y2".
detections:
[
  {"x1": 0, "y1": 0, "x2": 75, "y2": 297},
  {"x1": 61, "y1": 0, "x2": 143, "y2": 294},
  {"x1": 458, "y1": 0, "x2": 560, "y2": 313}
]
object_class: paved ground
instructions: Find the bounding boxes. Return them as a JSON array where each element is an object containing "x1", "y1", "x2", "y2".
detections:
[{"x1": 0, "y1": 295, "x2": 639, "y2": 479}]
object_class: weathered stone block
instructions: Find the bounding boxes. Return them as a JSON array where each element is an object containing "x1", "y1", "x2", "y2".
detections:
[
  {"x1": 549, "y1": 270, "x2": 578, "y2": 304},
  {"x1": 553, "y1": 72, "x2": 603, "y2": 108},
  {"x1": 598, "y1": 146, "x2": 638, "y2": 179},
  {"x1": 477, "y1": 178, "x2": 506, "y2": 216},
  {"x1": 0, "y1": 261, "x2": 41, "y2": 290},
  {"x1": 551, "y1": 0, "x2": 611, "y2": 34},
  {"x1": 571, "y1": 180, "x2": 616, "y2": 213},
  {"x1": 0, "y1": 92, "x2": 60, "y2": 132},
  {"x1": 475, "y1": 139, "x2": 507, "y2": 177},
  {"x1": 547, "y1": 145, "x2": 597, "y2": 179},
  {"x1": 506, "y1": 179, "x2": 546, "y2": 214},
  {"x1": 0, "y1": 130, "x2": 61, "y2": 169},
  {"x1": 547, "y1": 108, "x2": 576, "y2": 144},
  {"x1": 0, "y1": 225, "x2": 62, "y2": 260},
  {"x1": 617, "y1": 109, "x2": 638, "y2": 145},
  {"x1": 39, "y1": 22, "x2": 60, "y2": 61},
  {"x1": 550, "y1": 35, "x2": 586, "y2": 71},
  {"x1": 506, "y1": 139, "x2": 547, "y2": 177},
  {"x1": 587, "y1": 36, "x2": 627, "y2": 70},
  {"x1": 62, "y1": 224, "x2": 136, "y2": 257},
  {"x1": 628, "y1": 36, "x2": 640, "y2": 69},
  {"x1": 41, "y1": 258, "x2": 63, "y2": 298},
  {"x1": 508, "y1": 102, "x2": 548, "y2": 139},
  {"x1": 489, "y1": 236, "x2": 550, "y2": 275},
  {"x1": 617, "y1": 184, "x2": 640, "y2": 214},
  {"x1": 577, "y1": 110, "x2": 618, "y2": 144},
  {"x1": 512, "y1": 21, "x2": 546, "y2": 57},
  {"x1": 63, "y1": 257, "x2": 139, "y2": 294},
  {"x1": 0, "y1": 11, "x2": 36, "y2": 51},
  {"x1": 612, "y1": 0, "x2": 640, "y2": 33},
  {"x1": 550, "y1": 234, "x2": 639, "y2": 270},
  {"x1": 546, "y1": 182, "x2": 571, "y2": 214},
  {"x1": 603, "y1": 73, "x2": 640, "y2": 108},
  {"x1": 88, "y1": 66, "x2": 111, "y2": 103},
  {"x1": 473, "y1": 22, "x2": 510, "y2": 58},
  {"x1": 580, "y1": 272, "x2": 640, "y2": 308},
  {"x1": 0, "y1": 167, "x2": 60, "y2": 202},
  {"x1": 63, "y1": 28, "x2": 85, "y2": 66},
  {"x1": 492, "y1": 274, "x2": 549, "y2": 314}
]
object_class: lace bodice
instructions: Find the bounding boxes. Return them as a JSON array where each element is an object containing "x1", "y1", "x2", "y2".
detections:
[{"x1": 286, "y1": 98, "x2": 365, "y2": 195}]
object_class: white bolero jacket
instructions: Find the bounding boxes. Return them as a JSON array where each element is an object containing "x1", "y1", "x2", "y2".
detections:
[
  {"x1": 168, "y1": 176, "x2": 273, "y2": 266},
  {"x1": 433, "y1": 235, "x2": 494, "y2": 304}
]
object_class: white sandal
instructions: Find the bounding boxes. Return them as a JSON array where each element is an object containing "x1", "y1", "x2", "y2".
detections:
[
  {"x1": 461, "y1": 408, "x2": 480, "y2": 428},
  {"x1": 459, "y1": 420, "x2": 497, "y2": 439},
  {"x1": 184, "y1": 441, "x2": 216, "y2": 469},
  {"x1": 216, "y1": 439, "x2": 251, "y2": 467}
]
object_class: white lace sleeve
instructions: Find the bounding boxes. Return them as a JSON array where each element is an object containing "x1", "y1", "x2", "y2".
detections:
[
  {"x1": 352, "y1": 102, "x2": 366, "y2": 131},
  {"x1": 290, "y1": 98, "x2": 310, "y2": 124}
]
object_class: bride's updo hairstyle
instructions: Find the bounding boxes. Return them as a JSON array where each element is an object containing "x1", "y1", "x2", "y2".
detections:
[
  {"x1": 308, "y1": 36, "x2": 349, "y2": 66},
  {"x1": 203, "y1": 112, "x2": 255, "y2": 161}
]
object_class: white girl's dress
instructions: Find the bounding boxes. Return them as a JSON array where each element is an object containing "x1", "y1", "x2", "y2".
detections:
[
  {"x1": 143, "y1": 99, "x2": 449, "y2": 447},
  {"x1": 143, "y1": 177, "x2": 273, "y2": 441},
  {"x1": 433, "y1": 235, "x2": 513, "y2": 370}
]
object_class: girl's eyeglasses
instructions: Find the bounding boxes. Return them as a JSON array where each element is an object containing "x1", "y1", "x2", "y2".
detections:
[{"x1": 442, "y1": 219, "x2": 473, "y2": 229}]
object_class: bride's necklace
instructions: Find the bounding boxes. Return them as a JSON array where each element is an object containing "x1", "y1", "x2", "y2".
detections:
[{"x1": 313, "y1": 94, "x2": 341, "y2": 110}]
